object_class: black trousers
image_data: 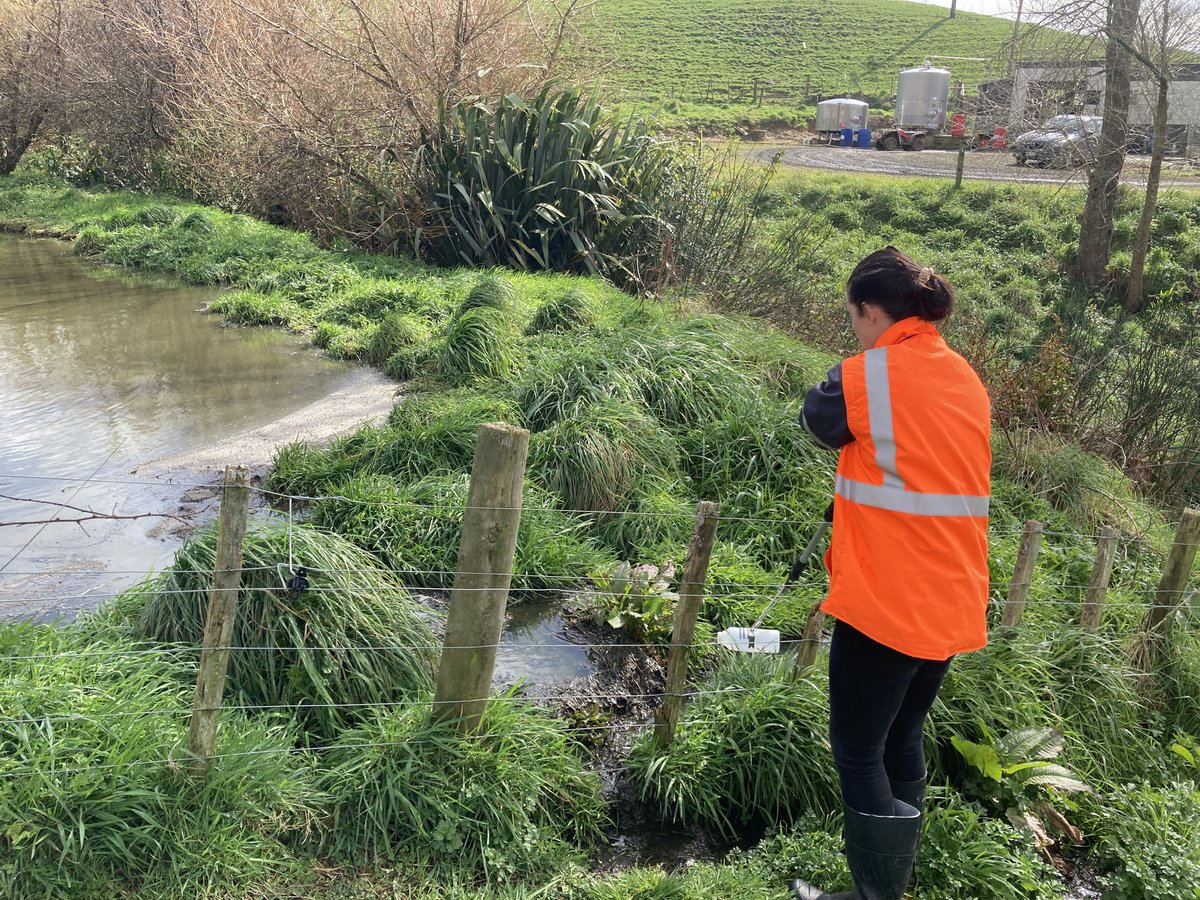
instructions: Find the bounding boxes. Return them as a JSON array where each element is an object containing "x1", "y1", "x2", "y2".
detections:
[{"x1": 828, "y1": 619, "x2": 952, "y2": 816}]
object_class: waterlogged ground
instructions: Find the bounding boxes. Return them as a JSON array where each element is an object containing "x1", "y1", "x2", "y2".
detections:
[{"x1": 0, "y1": 235, "x2": 385, "y2": 619}]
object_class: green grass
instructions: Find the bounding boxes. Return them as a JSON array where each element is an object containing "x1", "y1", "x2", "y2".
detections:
[
  {"x1": 627, "y1": 653, "x2": 840, "y2": 836},
  {"x1": 127, "y1": 520, "x2": 438, "y2": 739},
  {"x1": 317, "y1": 692, "x2": 606, "y2": 879},
  {"x1": 569, "y1": 0, "x2": 1038, "y2": 129},
  {"x1": 308, "y1": 474, "x2": 617, "y2": 593},
  {"x1": 0, "y1": 175, "x2": 644, "y2": 365},
  {"x1": 4, "y1": 171, "x2": 1199, "y2": 899},
  {"x1": 0, "y1": 622, "x2": 316, "y2": 899}
]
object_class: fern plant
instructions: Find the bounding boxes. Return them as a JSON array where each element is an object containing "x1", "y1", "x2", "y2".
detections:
[
  {"x1": 954, "y1": 725, "x2": 1091, "y2": 800},
  {"x1": 953, "y1": 724, "x2": 1090, "y2": 857}
]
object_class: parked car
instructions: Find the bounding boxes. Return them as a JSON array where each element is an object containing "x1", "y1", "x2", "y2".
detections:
[{"x1": 1012, "y1": 115, "x2": 1103, "y2": 168}]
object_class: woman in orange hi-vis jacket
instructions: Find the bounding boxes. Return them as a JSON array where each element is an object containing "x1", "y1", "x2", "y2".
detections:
[{"x1": 790, "y1": 247, "x2": 991, "y2": 900}]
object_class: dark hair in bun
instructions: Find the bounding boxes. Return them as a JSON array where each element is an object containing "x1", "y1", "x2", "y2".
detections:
[{"x1": 847, "y1": 246, "x2": 954, "y2": 323}]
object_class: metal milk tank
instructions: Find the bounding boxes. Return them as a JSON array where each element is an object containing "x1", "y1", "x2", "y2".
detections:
[{"x1": 895, "y1": 62, "x2": 951, "y2": 130}]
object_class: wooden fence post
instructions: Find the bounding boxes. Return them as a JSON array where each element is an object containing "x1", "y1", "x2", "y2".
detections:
[
  {"x1": 795, "y1": 603, "x2": 826, "y2": 674},
  {"x1": 954, "y1": 144, "x2": 967, "y2": 189},
  {"x1": 1000, "y1": 520, "x2": 1044, "y2": 628},
  {"x1": 187, "y1": 465, "x2": 251, "y2": 776},
  {"x1": 433, "y1": 423, "x2": 530, "y2": 733},
  {"x1": 1143, "y1": 509, "x2": 1200, "y2": 663},
  {"x1": 1080, "y1": 525, "x2": 1120, "y2": 630},
  {"x1": 654, "y1": 501, "x2": 719, "y2": 749}
]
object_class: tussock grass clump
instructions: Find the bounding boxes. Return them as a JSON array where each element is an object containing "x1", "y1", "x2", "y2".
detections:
[
  {"x1": 365, "y1": 311, "x2": 431, "y2": 367},
  {"x1": 927, "y1": 630, "x2": 1060, "y2": 777},
  {"x1": 1157, "y1": 626, "x2": 1200, "y2": 738},
  {"x1": 72, "y1": 224, "x2": 110, "y2": 256},
  {"x1": 680, "y1": 395, "x2": 834, "y2": 562},
  {"x1": 586, "y1": 487, "x2": 697, "y2": 559},
  {"x1": 992, "y1": 429, "x2": 1163, "y2": 535},
  {"x1": 267, "y1": 391, "x2": 521, "y2": 497},
  {"x1": 441, "y1": 306, "x2": 515, "y2": 380},
  {"x1": 134, "y1": 520, "x2": 437, "y2": 738},
  {"x1": 701, "y1": 543, "x2": 819, "y2": 636},
  {"x1": 177, "y1": 209, "x2": 214, "y2": 233},
  {"x1": 318, "y1": 694, "x2": 606, "y2": 878},
  {"x1": 511, "y1": 339, "x2": 643, "y2": 430},
  {"x1": 315, "y1": 321, "x2": 375, "y2": 359},
  {"x1": 209, "y1": 289, "x2": 300, "y2": 327},
  {"x1": 132, "y1": 204, "x2": 177, "y2": 226},
  {"x1": 526, "y1": 288, "x2": 594, "y2": 335},
  {"x1": 624, "y1": 327, "x2": 758, "y2": 428},
  {"x1": 456, "y1": 273, "x2": 517, "y2": 316},
  {"x1": 528, "y1": 400, "x2": 680, "y2": 513},
  {"x1": 385, "y1": 344, "x2": 439, "y2": 381},
  {"x1": 628, "y1": 653, "x2": 838, "y2": 836},
  {"x1": 310, "y1": 473, "x2": 615, "y2": 592},
  {"x1": 0, "y1": 622, "x2": 314, "y2": 899}
]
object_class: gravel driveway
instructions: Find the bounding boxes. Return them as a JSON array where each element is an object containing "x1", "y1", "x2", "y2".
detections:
[{"x1": 756, "y1": 144, "x2": 1200, "y2": 188}]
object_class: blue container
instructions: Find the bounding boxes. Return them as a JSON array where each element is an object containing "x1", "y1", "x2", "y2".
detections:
[
  {"x1": 840, "y1": 128, "x2": 854, "y2": 147},
  {"x1": 857, "y1": 128, "x2": 873, "y2": 148}
]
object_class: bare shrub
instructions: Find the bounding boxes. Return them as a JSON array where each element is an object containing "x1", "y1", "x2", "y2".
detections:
[
  {"x1": 162, "y1": 0, "x2": 566, "y2": 246},
  {"x1": 0, "y1": 0, "x2": 72, "y2": 174}
]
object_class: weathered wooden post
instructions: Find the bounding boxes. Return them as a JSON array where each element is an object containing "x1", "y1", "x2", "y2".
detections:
[
  {"x1": 654, "y1": 501, "x2": 719, "y2": 748},
  {"x1": 433, "y1": 423, "x2": 530, "y2": 733},
  {"x1": 1000, "y1": 520, "x2": 1044, "y2": 628},
  {"x1": 1080, "y1": 525, "x2": 1120, "y2": 630},
  {"x1": 187, "y1": 465, "x2": 251, "y2": 776},
  {"x1": 1143, "y1": 509, "x2": 1200, "y2": 665},
  {"x1": 954, "y1": 144, "x2": 967, "y2": 189},
  {"x1": 795, "y1": 603, "x2": 827, "y2": 674}
]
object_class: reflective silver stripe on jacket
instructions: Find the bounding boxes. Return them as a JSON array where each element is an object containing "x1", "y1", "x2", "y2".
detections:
[
  {"x1": 864, "y1": 347, "x2": 903, "y2": 489},
  {"x1": 836, "y1": 475, "x2": 990, "y2": 518},
  {"x1": 850, "y1": 345, "x2": 989, "y2": 518}
]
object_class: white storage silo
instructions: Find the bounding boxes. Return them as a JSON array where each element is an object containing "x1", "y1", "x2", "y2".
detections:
[
  {"x1": 815, "y1": 98, "x2": 870, "y2": 134},
  {"x1": 896, "y1": 63, "x2": 951, "y2": 130}
]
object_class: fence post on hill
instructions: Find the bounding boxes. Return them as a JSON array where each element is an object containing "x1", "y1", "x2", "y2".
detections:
[
  {"x1": 954, "y1": 144, "x2": 966, "y2": 189},
  {"x1": 654, "y1": 501, "x2": 719, "y2": 749},
  {"x1": 433, "y1": 423, "x2": 530, "y2": 734},
  {"x1": 1080, "y1": 525, "x2": 1121, "y2": 630},
  {"x1": 1000, "y1": 520, "x2": 1044, "y2": 628},
  {"x1": 1142, "y1": 508, "x2": 1200, "y2": 667},
  {"x1": 187, "y1": 465, "x2": 251, "y2": 777}
]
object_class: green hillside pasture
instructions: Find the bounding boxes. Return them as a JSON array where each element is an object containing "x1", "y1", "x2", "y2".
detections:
[{"x1": 572, "y1": 0, "x2": 1031, "y2": 128}]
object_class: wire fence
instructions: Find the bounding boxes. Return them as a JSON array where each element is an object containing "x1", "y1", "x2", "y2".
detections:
[
  {"x1": 2, "y1": 458, "x2": 1197, "y2": 786},
  {"x1": 3, "y1": 468, "x2": 1189, "y2": 539}
]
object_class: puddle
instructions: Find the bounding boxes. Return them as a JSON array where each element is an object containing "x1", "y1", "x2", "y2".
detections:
[{"x1": 493, "y1": 599, "x2": 595, "y2": 687}]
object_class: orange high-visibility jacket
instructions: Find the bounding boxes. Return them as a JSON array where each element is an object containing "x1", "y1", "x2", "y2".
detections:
[{"x1": 821, "y1": 317, "x2": 991, "y2": 660}]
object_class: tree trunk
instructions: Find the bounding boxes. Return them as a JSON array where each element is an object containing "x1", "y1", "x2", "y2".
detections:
[
  {"x1": 1126, "y1": 75, "x2": 1170, "y2": 312},
  {"x1": 1078, "y1": 0, "x2": 1142, "y2": 289},
  {"x1": 0, "y1": 113, "x2": 43, "y2": 176}
]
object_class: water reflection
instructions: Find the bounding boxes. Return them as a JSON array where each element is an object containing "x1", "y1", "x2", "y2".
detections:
[{"x1": 0, "y1": 236, "x2": 362, "y2": 615}]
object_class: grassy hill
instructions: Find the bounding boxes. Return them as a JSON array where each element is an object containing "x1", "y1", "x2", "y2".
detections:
[{"x1": 570, "y1": 0, "x2": 1030, "y2": 128}]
